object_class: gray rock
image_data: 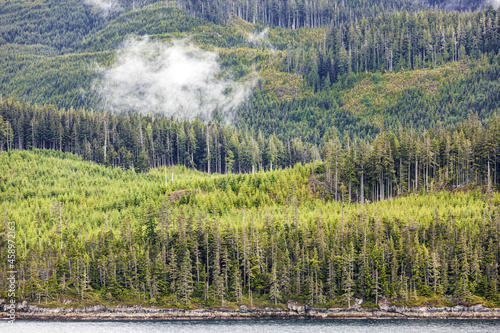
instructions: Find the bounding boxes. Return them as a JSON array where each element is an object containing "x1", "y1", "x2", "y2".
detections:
[
  {"x1": 286, "y1": 300, "x2": 298, "y2": 312},
  {"x1": 470, "y1": 304, "x2": 488, "y2": 312}
]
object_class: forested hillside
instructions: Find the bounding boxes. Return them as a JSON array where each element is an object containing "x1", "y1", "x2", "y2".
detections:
[
  {"x1": 0, "y1": 150, "x2": 499, "y2": 307},
  {"x1": 1, "y1": 0, "x2": 500, "y2": 311},
  {"x1": 1, "y1": 2, "x2": 500, "y2": 144},
  {"x1": 2, "y1": 100, "x2": 500, "y2": 204}
]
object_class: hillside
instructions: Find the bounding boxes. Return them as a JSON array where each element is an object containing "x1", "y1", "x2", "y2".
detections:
[
  {"x1": 1, "y1": 0, "x2": 500, "y2": 313},
  {"x1": 1, "y1": 150, "x2": 500, "y2": 308},
  {"x1": 1, "y1": 2, "x2": 499, "y2": 144}
]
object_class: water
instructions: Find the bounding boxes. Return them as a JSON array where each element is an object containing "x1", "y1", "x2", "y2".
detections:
[{"x1": 2, "y1": 319, "x2": 500, "y2": 333}]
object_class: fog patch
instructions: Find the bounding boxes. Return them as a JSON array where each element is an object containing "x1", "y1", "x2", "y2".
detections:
[
  {"x1": 415, "y1": 0, "x2": 495, "y2": 10},
  {"x1": 94, "y1": 37, "x2": 256, "y2": 122},
  {"x1": 246, "y1": 28, "x2": 274, "y2": 50},
  {"x1": 84, "y1": 0, "x2": 120, "y2": 16}
]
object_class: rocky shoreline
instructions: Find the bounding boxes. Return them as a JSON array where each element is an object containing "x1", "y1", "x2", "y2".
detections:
[{"x1": 2, "y1": 301, "x2": 500, "y2": 320}]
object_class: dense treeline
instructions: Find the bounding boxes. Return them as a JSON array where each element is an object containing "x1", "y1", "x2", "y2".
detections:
[
  {"x1": 2, "y1": 0, "x2": 500, "y2": 311},
  {"x1": 379, "y1": 58, "x2": 500, "y2": 128},
  {"x1": 0, "y1": 0, "x2": 108, "y2": 53},
  {"x1": 308, "y1": 7, "x2": 500, "y2": 82},
  {"x1": 243, "y1": 49, "x2": 500, "y2": 144},
  {"x1": 237, "y1": 85, "x2": 381, "y2": 143},
  {"x1": 81, "y1": 7, "x2": 211, "y2": 52},
  {"x1": 129, "y1": 0, "x2": 426, "y2": 28},
  {"x1": 0, "y1": 150, "x2": 499, "y2": 307},
  {"x1": 319, "y1": 112, "x2": 500, "y2": 204},
  {"x1": 0, "y1": 100, "x2": 318, "y2": 174},
  {"x1": 3, "y1": 48, "x2": 499, "y2": 146},
  {"x1": 2, "y1": 100, "x2": 500, "y2": 203},
  {"x1": 0, "y1": 0, "x2": 425, "y2": 55},
  {"x1": 191, "y1": 0, "x2": 425, "y2": 28}
]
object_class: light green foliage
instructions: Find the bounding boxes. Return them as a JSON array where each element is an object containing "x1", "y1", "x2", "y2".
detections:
[
  {"x1": 1, "y1": 0, "x2": 500, "y2": 309},
  {"x1": 1, "y1": 150, "x2": 499, "y2": 308}
]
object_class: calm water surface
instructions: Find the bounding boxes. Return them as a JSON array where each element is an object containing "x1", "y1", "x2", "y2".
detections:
[{"x1": 2, "y1": 319, "x2": 500, "y2": 333}]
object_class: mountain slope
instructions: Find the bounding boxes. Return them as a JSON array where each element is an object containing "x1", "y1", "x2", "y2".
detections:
[{"x1": 0, "y1": 2, "x2": 499, "y2": 144}]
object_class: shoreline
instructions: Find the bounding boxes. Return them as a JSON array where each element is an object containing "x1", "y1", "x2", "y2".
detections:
[{"x1": 3, "y1": 303, "x2": 500, "y2": 320}]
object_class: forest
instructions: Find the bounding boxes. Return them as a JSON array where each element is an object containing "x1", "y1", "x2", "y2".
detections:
[
  {"x1": 1, "y1": 99, "x2": 500, "y2": 202},
  {"x1": 1, "y1": 3, "x2": 500, "y2": 144},
  {"x1": 0, "y1": 149, "x2": 499, "y2": 308},
  {"x1": 0, "y1": 0, "x2": 500, "y2": 310}
]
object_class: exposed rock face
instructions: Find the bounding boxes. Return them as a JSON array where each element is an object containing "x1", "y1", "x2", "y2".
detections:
[
  {"x1": 286, "y1": 301, "x2": 310, "y2": 314},
  {"x1": 1, "y1": 301, "x2": 500, "y2": 320},
  {"x1": 353, "y1": 298, "x2": 364, "y2": 309}
]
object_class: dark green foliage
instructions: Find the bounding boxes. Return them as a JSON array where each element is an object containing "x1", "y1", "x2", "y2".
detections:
[
  {"x1": 178, "y1": 0, "x2": 427, "y2": 28},
  {"x1": 317, "y1": 9, "x2": 500, "y2": 80},
  {"x1": 0, "y1": 100, "x2": 317, "y2": 173},
  {"x1": 0, "y1": 0, "x2": 108, "y2": 53},
  {"x1": 82, "y1": 7, "x2": 209, "y2": 52},
  {"x1": 237, "y1": 89, "x2": 381, "y2": 143},
  {"x1": 2, "y1": 99, "x2": 500, "y2": 199},
  {"x1": 1, "y1": 3, "x2": 499, "y2": 145}
]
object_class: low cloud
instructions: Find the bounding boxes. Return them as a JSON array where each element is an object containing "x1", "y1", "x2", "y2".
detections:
[
  {"x1": 417, "y1": 0, "x2": 497, "y2": 10},
  {"x1": 84, "y1": 0, "x2": 120, "y2": 16},
  {"x1": 94, "y1": 37, "x2": 256, "y2": 122},
  {"x1": 246, "y1": 28, "x2": 274, "y2": 50}
]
